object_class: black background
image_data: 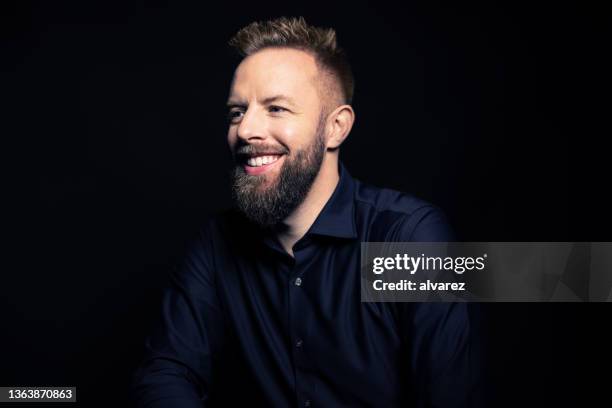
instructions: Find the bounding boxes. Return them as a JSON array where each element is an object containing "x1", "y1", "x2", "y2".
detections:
[{"x1": 2, "y1": 1, "x2": 609, "y2": 407}]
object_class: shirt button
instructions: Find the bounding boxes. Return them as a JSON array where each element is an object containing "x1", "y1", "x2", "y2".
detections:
[
  {"x1": 304, "y1": 399, "x2": 311, "y2": 407},
  {"x1": 294, "y1": 277, "x2": 302, "y2": 286},
  {"x1": 296, "y1": 338, "x2": 303, "y2": 348}
]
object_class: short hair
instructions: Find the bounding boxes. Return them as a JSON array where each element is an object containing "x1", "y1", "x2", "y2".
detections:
[{"x1": 228, "y1": 16, "x2": 354, "y2": 107}]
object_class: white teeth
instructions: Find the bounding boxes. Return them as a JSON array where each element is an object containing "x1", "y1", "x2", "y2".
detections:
[{"x1": 246, "y1": 155, "x2": 280, "y2": 167}]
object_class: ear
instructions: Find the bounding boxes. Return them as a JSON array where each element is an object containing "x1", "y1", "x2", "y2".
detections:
[{"x1": 325, "y1": 104, "x2": 355, "y2": 150}]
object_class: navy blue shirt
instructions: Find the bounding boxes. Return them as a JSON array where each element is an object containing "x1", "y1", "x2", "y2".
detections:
[{"x1": 131, "y1": 162, "x2": 478, "y2": 407}]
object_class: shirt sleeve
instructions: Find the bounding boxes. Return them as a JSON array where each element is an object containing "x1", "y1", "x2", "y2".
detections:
[
  {"x1": 130, "y1": 225, "x2": 225, "y2": 408},
  {"x1": 407, "y1": 301, "x2": 476, "y2": 408},
  {"x1": 395, "y1": 205, "x2": 485, "y2": 407},
  {"x1": 401, "y1": 205, "x2": 457, "y2": 242}
]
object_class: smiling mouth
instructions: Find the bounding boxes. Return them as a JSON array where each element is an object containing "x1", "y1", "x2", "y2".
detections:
[
  {"x1": 245, "y1": 154, "x2": 282, "y2": 167},
  {"x1": 239, "y1": 153, "x2": 285, "y2": 176}
]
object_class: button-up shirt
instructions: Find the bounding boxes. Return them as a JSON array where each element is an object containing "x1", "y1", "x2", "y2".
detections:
[{"x1": 131, "y1": 162, "x2": 478, "y2": 407}]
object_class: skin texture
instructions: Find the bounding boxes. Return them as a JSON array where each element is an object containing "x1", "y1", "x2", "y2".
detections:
[{"x1": 227, "y1": 47, "x2": 355, "y2": 255}]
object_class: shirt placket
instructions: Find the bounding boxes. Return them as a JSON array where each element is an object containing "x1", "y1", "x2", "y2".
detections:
[{"x1": 288, "y1": 242, "x2": 316, "y2": 408}]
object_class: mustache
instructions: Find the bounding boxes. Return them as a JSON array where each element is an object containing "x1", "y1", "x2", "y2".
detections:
[{"x1": 234, "y1": 143, "x2": 289, "y2": 159}]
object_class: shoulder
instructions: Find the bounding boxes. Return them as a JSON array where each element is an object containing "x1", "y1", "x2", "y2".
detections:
[
  {"x1": 191, "y1": 208, "x2": 266, "y2": 258},
  {"x1": 353, "y1": 180, "x2": 456, "y2": 242},
  {"x1": 180, "y1": 210, "x2": 237, "y2": 262},
  {"x1": 190, "y1": 208, "x2": 248, "y2": 249},
  {"x1": 175, "y1": 210, "x2": 245, "y2": 281}
]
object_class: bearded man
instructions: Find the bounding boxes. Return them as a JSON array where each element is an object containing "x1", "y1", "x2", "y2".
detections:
[{"x1": 131, "y1": 16, "x2": 480, "y2": 408}]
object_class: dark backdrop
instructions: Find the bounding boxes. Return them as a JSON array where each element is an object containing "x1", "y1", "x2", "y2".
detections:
[{"x1": 2, "y1": 1, "x2": 609, "y2": 407}]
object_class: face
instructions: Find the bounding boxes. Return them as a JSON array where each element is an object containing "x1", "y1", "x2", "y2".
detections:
[{"x1": 226, "y1": 47, "x2": 329, "y2": 227}]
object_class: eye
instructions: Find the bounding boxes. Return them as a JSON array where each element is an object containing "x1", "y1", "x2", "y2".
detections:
[
  {"x1": 227, "y1": 109, "x2": 244, "y2": 123},
  {"x1": 268, "y1": 105, "x2": 288, "y2": 113}
]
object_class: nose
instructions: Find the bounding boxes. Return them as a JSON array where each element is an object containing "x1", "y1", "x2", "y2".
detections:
[{"x1": 236, "y1": 106, "x2": 266, "y2": 143}]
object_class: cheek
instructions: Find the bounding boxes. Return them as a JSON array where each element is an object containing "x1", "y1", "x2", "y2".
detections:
[
  {"x1": 270, "y1": 121, "x2": 305, "y2": 147},
  {"x1": 227, "y1": 127, "x2": 237, "y2": 147}
]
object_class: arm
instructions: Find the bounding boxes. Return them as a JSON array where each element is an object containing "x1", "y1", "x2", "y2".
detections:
[
  {"x1": 130, "y1": 227, "x2": 224, "y2": 407},
  {"x1": 398, "y1": 206, "x2": 485, "y2": 407},
  {"x1": 407, "y1": 301, "x2": 477, "y2": 408}
]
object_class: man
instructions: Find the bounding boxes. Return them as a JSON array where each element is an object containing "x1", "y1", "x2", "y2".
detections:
[{"x1": 131, "y1": 16, "x2": 480, "y2": 407}]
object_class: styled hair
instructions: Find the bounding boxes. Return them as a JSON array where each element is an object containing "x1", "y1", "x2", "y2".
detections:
[{"x1": 228, "y1": 16, "x2": 354, "y2": 106}]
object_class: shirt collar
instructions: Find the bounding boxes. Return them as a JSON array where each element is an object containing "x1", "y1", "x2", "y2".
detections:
[{"x1": 306, "y1": 161, "x2": 358, "y2": 239}]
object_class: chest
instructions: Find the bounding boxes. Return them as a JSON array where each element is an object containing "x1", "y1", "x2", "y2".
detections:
[{"x1": 216, "y1": 241, "x2": 403, "y2": 366}]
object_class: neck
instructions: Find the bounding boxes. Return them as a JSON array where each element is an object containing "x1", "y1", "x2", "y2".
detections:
[{"x1": 277, "y1": 156, "x2": 339, "y2": 256}]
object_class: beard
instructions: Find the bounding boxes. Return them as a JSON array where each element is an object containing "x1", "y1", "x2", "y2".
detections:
[{"x1": 230, "y1": 126, "x2": 327, "y2": 229}]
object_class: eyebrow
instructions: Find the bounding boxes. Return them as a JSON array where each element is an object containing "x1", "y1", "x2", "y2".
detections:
[{"x1": 226, "y1": 94, "x2": 298, "y2": 108}]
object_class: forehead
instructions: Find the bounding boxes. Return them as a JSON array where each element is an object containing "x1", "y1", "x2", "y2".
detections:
[{"x1": 229, "y1": 48, "x2": 320, "y2": 103}]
